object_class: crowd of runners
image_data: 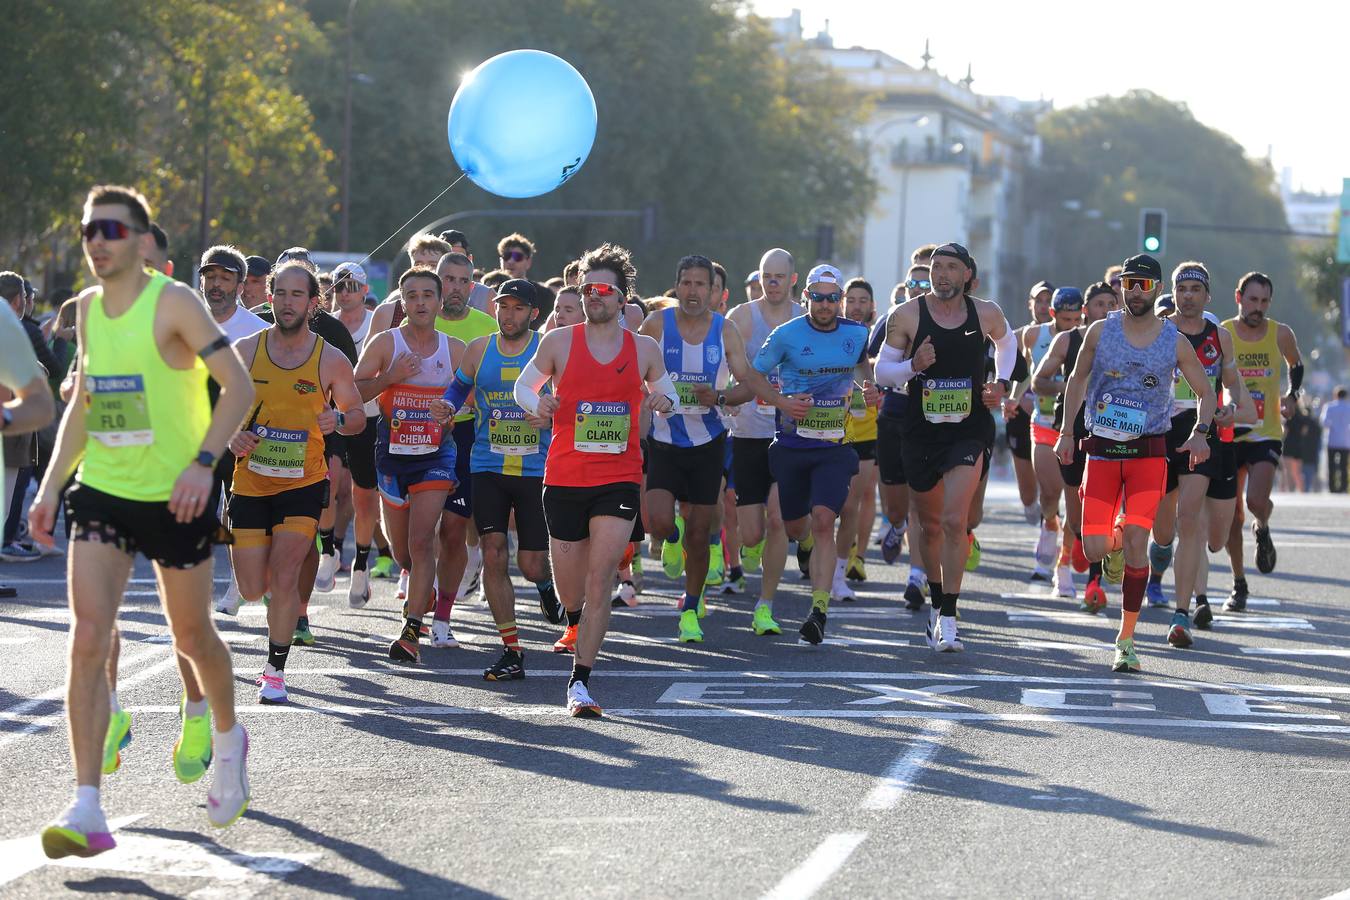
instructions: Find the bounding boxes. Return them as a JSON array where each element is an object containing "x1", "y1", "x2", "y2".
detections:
[{"x1": 0, "y1": 184, "x2": 1306, "y2": 859}]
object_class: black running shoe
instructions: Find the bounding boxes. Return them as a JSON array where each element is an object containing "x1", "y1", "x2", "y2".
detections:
[
  {"x1": 1193, "y1": 597, "x2": 1213, "y2": 630},
  {"x1": 904, "y1": 582, "x2": 926, "y2": 611},
  {"x1": 1224, "y1": 578, "x2": 1248, "y2": 612},
  {"x1": 389, "y1": 624, "x2": 421, "y2": 663},
  {"x1": 483, "y1": 649, "x2": 525, "y2": 681},
  {"x1": 1253, "y1": 522, "x2": 1276, "y2": 574},
  {"x1": 796, "y1": 540, "x2": 813, "y2": 579},
  {"x1": 537, "y1": 581, "x2": 564, "y2": 624},
  {"x1": 798, "y1": 609, "x2": 827, "y2": 645}
]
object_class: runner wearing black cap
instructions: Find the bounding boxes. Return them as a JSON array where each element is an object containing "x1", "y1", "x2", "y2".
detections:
[
  {"x1": 199, "y1": 246, "x2": 267, "y2": 344},
  {"x1": 242, "y1": 256, "x2": 272, "y2": 310},
  {"x1": 875, "y1": 242, "x2": 1016, "y2": 652},
  {"x1": 1004, "y1": 282, "x2": 1053, "y2": 532}
]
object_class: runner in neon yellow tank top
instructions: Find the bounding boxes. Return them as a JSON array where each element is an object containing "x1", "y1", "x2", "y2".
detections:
[
  {"x1": 28, "y1": 185, "x2": 257, "y2": 856},
  {"x1": 1219, "y1": 271, "x2": 1304, "y2": 605}
]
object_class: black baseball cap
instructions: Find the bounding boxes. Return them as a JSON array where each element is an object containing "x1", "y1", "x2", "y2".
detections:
[
  {"x1": 1121, "y1": 254, "x2": 1163, "y2": 280},
  {"x1": 1155, "y1": 293, "x2": 1175, "y2": 315},
  {"x1": 931, "y1": 242, "x2": 974, "y2": 269},
  {"x1": 198, "y1": 247, "x2": 245, "y2": 278},
  {"x1": 1029, "y1": 279, "x2": 1055, "y2": 298},
  {"x1": 276, "y1": 246, "x2": 313, "y2": 268},
  {"x1": 439, "y1": 229, "x2": 470, "y2": 250},
  {"x1": 245, "y1": 256, "x2": 272, "y2": 278},
  {"x1": 495, "y1": 278, "x2": 543, "y2": 309}
]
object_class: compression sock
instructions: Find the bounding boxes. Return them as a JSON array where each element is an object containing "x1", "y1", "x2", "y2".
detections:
[
  {"x1": 498, "y1": 620, "x2": 520, "y2": 652},
  {"x1": 928, "y1": 579, "x2": 943, "y2": 609},
  {"x1": 353, "y1": 544, "x2": 371, "y2": 572},
  {"x1": 319, "y1": 528, "x2": 335, "y2": 557},
  {"x1": 569, "y1": 664, "x2": 592, "y2": 687},
  {"x1": 433, "y1": 589, "x2": 455, "y2": 623},
  {"x1": 1119, "y1": 564, "x2": 1148, "y2": 640},
  {"x1": 940, "y1": 591, "x2": 959, "y2": 617},
  {"x1": 1148, "y1": 539, "x2": 1174, "y2": 578},
  {"x1": 565, "y1": 607, "x2": 581, "y2": 627},
  {"x1": 682, "y1": 592, "x2": 701, "y2": 613},
  {"x1": 267, "y1": 641, "x2": 291, "y2": 672}
]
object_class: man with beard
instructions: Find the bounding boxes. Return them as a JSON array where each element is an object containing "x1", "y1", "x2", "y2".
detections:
[
  {"x1": 1221, "y1": 272, "x2": 1303, "y2": 609},
  {"x1": 241, "y1": 257, "x2": 272, "y2": 310},
  {"x1": 199, "y1": 247, "x2": 267, "y2": 343},
  {"x1": 1005, "y1": 281, "x2": 1054, "y2": 533},
  {"x1": 226, "y1": 262, "x2": 366, "y2": 702},
  {"x1": 1055, "y1": 255, "x2": 1216, "y2": 672},
  {"x1": 833, "y1": 277, "x2": 881, "y2": 600}
]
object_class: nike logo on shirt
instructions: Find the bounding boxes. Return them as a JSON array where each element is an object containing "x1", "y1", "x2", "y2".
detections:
[
  {"x1": 617, "y1": 362, "x2": 629, "y2": 374},
  {"x1": 964, "y1": 329, "x2": 978, "y2": 336},
  {"x1": 619, "y1": 504, "x2": 633, "y2": 511}
]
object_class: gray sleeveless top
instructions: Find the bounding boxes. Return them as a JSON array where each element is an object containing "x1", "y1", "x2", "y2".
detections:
[
  {"x1": 732, "y1": 301, "x2": 802, "y2": 439},
  {"x1": 1083, "y1": 311, "x2": 1177, "y2": 440}
]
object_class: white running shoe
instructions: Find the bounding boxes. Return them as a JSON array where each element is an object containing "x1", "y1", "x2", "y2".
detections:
[
  {"x1": 215, "y1": 578, "x2": 242, "y2": 616},
  {"x1": 396, "y1": 569, "x2": 410, "y2": 600},
  {"x1": 430, "y1": 619, "x2": 459, "y2": 648},
  {"x1": 257, "y1": 669, "x2": 287, "y2": 704},
  {"x1": 567, "y1": 681, "x2": 602, "y2": 718},
  {"x1": 459, "y1": 546, "x2": 483, "y2": 600},
  {"x1": 831, "y1": 575, "x2": 856, "y2": 602},
  {"x1": 206, "y1": 725, "x2": 250, "y2": 828},
  {"x1": 613, "y1": 580, "x2": 638, "y2": 607},
  {"x1": 348, "y1": 569, "x2": 371, "y2": 609},
  {"x1": 315, "y1": 551, "x2": 339, "y2": 593},
  {"x1": 1053, "y1": 564, "x2": 1076, "y2": 599},
  {"x1": 1030, "y1": 562, "x2": 1053, "y2": 582},
  {"x1": 925, "y1": 607, "x2": 940, "y2": 649},
  {"x1": 1034, "y1": 525, "x2": 1058, "y2": 568},
  {"x1": 936, "y1": 615, "x2": 963, "y2": 652}
]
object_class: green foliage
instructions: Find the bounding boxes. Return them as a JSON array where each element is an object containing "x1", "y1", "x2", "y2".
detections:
[{"x1": 1297, "y1": 238, "x2": 1350, "y2": 310}]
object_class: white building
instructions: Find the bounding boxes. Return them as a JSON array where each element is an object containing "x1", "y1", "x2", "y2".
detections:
[
  {"x1": 771, "y1": 11, "x2": 1049, "y2": 312},
  {"x1": 1279, "y1": 168, "x2": 1338, "y2": 239}
]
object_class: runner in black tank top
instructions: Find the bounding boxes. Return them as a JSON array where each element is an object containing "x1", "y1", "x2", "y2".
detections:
[{"x1": 901, "y1": 294, "x2": 994, "y2": 448}]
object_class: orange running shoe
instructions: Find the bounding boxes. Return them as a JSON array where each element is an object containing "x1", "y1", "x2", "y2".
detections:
[
  {"x1": 553, "y1": 624, "x2": 578, "y2": 654},
  {"x1": 1071, "y1": 536, "x2": 1090, "y2": 573}
]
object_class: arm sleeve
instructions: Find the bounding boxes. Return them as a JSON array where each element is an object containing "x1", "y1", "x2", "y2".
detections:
[
  {"x1": 647, "y1": 371, "x2": 679, "y2": 406},
  {"x1": 1288, "y1": 363, "x2": 1304, "y2": 396},
  {"x1": 512, "y1": 359, "x2": 549, "y2": 415},
  {"x1": 874, "y1": 342, "x2": 916, "y2": 389},
  {"x1": 1010, "y1": 348, "x2": 1029, "y2": 383},
  {"x1": 993, "y1": 328, "x2": 1018, "y2": 381},
  {"x1": 442, "y1": 368, "x2": 473, "y2": 410}
]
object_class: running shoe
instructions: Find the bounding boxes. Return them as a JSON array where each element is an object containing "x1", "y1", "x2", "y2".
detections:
[
  {"x1": 1103, "y1": 548, "x2": 1125, "y2": 585},
  {"x1": 0, "y1": 541, "x2": 40, "y2": 562},
  {"x1": 752, "y1": 604, "x2": 781, "y2": 636},
  {"x1": 1111, "y1": 637, "x2": 1141, "y2": 673},
  {"x1": 396, "y1": 568, "x2": 410, "y2": 600},
  {"x1": 1023, "y1": 501, "x2": 1042, "y2": 526},
  {"x1": 880, "y1": 522, "x2": 903, "y2": 564},
  {"x1": 215, "y1": 578, "x2": 242, "y2": 616},
  {"x1": 102, "y1": 709, "x2": 132, "y2": 775},
  {"x1": 206, "y1": 726, "x2": 250, "y2": 828},
  {"x1": 459, "y1": 546, "x2": 483, "y2": 599},
  {"x1": 174, "y1": 697, "x2": 213, "y2": 784},
  {"x1": 567, "y1": 681, "x2": 602, "y2": 718},
  {"x1": 678, "y1": 608, "x2": 704, "y2": 643},
  {"x1": 722, "y1": 574, "x2": 746, "y2": 595},
  {"x1": 291, "y1": 616, "x2": 315, "y2": 647},
  {"x1": 430, "y1": 619, "x2": 458, "y2": 648},
  {"x1": 796, "y1": 535, "x2": 813, "y2": 578},
  {"x1": 41, "y1": 805, "x2": 115, "y2": 859},
  {"x1": 611, "y1": 580, "x2": 638, "y2": 608},
  {"x1": 798, "y1": 609, "x2": 827, "y2": 645},
  {"x1": 846, "y1": 549, "x2": 866, "y2": 583},
  {"x1": 631, "y1": 555, "x2": 645, "y2": 593},
  {"x1": 1034, "y1": 525, "x2": 1057, "y2": 569},
  {"x1": 924, "y1": 608, "x2": 939, "y2": 649},
  {"x1": 1052, "y1": 565, "x2": 1076, "y2": 600},
  {"x1": 662, "y1": 517, "x2": 686, "y2": 579},
  {"x1": 1081, "y1": 577, "x2": 1108, "y2": 614},
  {"x1": 904, "y1": 581, "x2": 926, "y2": 611},
  {"x1": 315, "y1": 550, "x2": 339, "y2": 592},
  {"x1": 389, "y1": 624, "x2": 421, "y2": 663},
  {"x1": 257, "y1": 670, "x2": 287, "y2": 704},
  {"x1": 1253, "y1": 521, "x2": 1276, "y2": 574},
  {"x1": 1193, "y1": 597, "x2": 1213, "y2": 630},
  {"x1": 936, "y1": 615, "x2": 963, "y2": 652},
  {"x1": 369, "y1": 554, "x2": 397, "y2": 580},
  {"x1": 484, "y1": 648, "x2": 525, "y2": 681},
  {"x1": 964, "y1": 533, "x2": 981, "y2": 572},
  {"x1": 742, "y1": 537, "x2": 766, "y2": 573},
  {"x1": 831, "y1": 574, "x2": 857, "y2": 602},
  {"x1": 1029, "y1": 563, "x2": 1053, "y2": 583},
  {"x1": 1167, "y1": 611, "x2": 1194, "y2": 649},
  {"x1": 1145, "y1": 581, "x2": 1168, "y2": 609},
  {"x1": 1225, "y1": 578, "x2": 1248, "y2": 612},
  {"x1": 348, "y1": 569, "x2": 371, "y2": 609},
  {"x1": 29, "y1": 538, "x2": 64, "y2": 558},
  {"x1": 553, "y1": 624, "x2": 578, "y2": 654},
  {"x1": 538, "y1": 580, "x2": 565, "y2": 623},
  {"x1": 705, "y1": 544, "x2": 725, "y2": 588}
]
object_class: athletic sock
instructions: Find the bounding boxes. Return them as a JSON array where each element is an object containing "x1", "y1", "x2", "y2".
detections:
[
  {"x1": 109, "y1": 690, "x2": 121, "y2": 714},
  {"x1": 799, "y1": 533, "x2": 814, "y2": 552},
  {"x1": 334, "y1": 535, "x2": 345, "y2": 559},
  {"x1": 810, "y1": 589, "x2": 829, "y2": 614},
  {"x1": 498, "y1": 620, "x2": 520, "y2": 652},
  {"x1": 434, "y1": 589, "x2": 455, "y2": 623},
  {"x1": 569, "y1": 664, "x2": 591, "y2": 687},
  {"x1": 375, "y1": 538, "x2": 391, "y2": 556},
  {"x1": 728, "y1": 565, "x2": 743, "y2": 582},
  {"x1": 940, "y1": 591, "x2": 959, "y2": 617},
  {"x1": 1088, "y1": 561, "x2": 1103, "y2": 582},
  {"x1": 354, "y1": 544, "x2": 371, "y2": 571},
  {"x1": 1119, "y1": 564, "x2": 1148, "y2": 639},
  {"x1": 565, "y1": 608, "x2": 581, "y2": 627},
  {"x1": 681, "y1": 592, "x2": 701, "y2": 613},
  {"x1": 319, "y1": 528, "x2": 335, "y2": 557},
  {"x1": 184, "y1": 697, "x2": 208, "y2": 719},
  {"x1": 927, "y1": 579, "x2": 943, "y2": 607},
  {"x1": 266, "y1": 641, "x2": 291, "y2": 672},
  {"x1": 833, "y1": 558, "x2": 847, "y2": 580}
]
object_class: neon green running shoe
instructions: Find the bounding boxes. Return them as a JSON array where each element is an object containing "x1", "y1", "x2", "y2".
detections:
[
  {"x1": 174, "y1": 696, "x2": 213, "y2": 784},
  {"x1": 964, "y1": 533, "x2": 981, "y2": 572},
  {"x1": 1103, "y1": 548, "x2": 1125, "y2": 585},
  {"x1": 369, "y1": 554, "x2": 397, "y2": 580},
  {"x1": 678, "y1": 608, "x2": 704, "y2": 643},
  {"x1": 1112, "y1": 637, "x2": 1141, "y2": 672},
  {"x1": 742, "y1": 537, "x2": 766, "y2": 573},
  {"x1": 752, "y1": 604, "x2": 781, "y2": 636},
  {"x1": 102, "y1": 709, "x2": 132, "y2": 775},
  {"x1": 292, "y1": 616, "x2": 314, "y2": 647},
  {"x1": 662, "y1": 517, "x2": 686, "y2": 579},
  {"x1": 697, "y1": 589, "x2": 708, "y2": 618},
  {"x1": 705, "y1": 544, "x2": 725, "y2": 587}
]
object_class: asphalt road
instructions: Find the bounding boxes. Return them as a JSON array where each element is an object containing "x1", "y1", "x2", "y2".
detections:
[{"x1": 1, "y1": 481, "x2": 1347, "y2": 899}]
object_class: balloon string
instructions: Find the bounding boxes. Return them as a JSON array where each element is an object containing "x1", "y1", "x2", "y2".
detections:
[{"x1": 352, "y1": 172, "x2": 469, "y2": 270}]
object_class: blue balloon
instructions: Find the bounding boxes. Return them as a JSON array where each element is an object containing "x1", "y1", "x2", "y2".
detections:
[{"x1": 448, "y1": 50, "x2": 597, "y2": 199}]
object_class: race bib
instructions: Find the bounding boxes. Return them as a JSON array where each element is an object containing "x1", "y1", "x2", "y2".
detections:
[
  {"x1": 849, "y1": 387, "x2": 867, "y2": 419},
  {"x1": 921, "y1": 377, "x2": 973, "y2": 424},
  {"x1": 487, "y1": 407, "x2": 540, "y2": 456},
  {"x1": 795, "y1": 396, "x2": 848, "y2": 441},
  {"x1": 387, "y1": 384, "x2": 445, "y2": 456},
  {"x1": 575, "y1": 401, "x2": 630, "y2": 454},
  {"x1": 247, "y1": 424, "x2": 309, "y2": 478},
  {"x1": 1034, "y1": 379, "x2": 1060, "y2": 425},
  {"x1": 672, "y1": 373, "x2": 711, "y2": 416},
  {"x1": 85, "y1": 374, "x2": 153, "y2": 447},
  {"x1": 1090, "y1": 392, "x2": 1146, "y2": 441},
  {"x1": 757, "y1": 373, "x2": 781, "y2": 416},
  {"x1": 1250, "y1": 389, "x2": 1266, "y2": 422},
  {"x1": 1173, "y1": 370, "x2": 1199, "y2": 411}
]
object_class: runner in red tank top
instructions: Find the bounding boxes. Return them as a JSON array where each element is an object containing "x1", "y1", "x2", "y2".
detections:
[{"x1": 513, "y1": 243, "x2": 677, "y2": 719}]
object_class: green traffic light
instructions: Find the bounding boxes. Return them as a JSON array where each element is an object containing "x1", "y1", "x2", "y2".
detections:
[{"x1": 1144, "y1": 236, "x2": 1160, "y2": 252}]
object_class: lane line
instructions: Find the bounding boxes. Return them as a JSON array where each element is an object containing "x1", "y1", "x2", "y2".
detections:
[
  {"x1": 761, "y1": 831, "x2": 868, "y2": 900},
  {"x1": 0, "y1": 815, "x2": 144, "y2": 888},
  {"x1": 1240, "y1": 648, "x2": 1350, "y2": 658},
  {"x1": 0, "y1": 645, "x2": 166, "y2": 721},
  {"x1": 860, "y1": 720, "x2": 953, "y2": 810}
]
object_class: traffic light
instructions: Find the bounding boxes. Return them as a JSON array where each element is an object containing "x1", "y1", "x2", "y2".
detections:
[{"x1": 1139, "y1": 208, "x2": 1167, "y2": 255}]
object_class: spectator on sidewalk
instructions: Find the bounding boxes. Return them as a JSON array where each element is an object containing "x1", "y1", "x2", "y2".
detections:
[
  {"x1": 1321, "y1": 387, "x2": 1350, "y2": 494},
  {"x1": 0, "y1": 300, "x2": 56, "y2": 589}
]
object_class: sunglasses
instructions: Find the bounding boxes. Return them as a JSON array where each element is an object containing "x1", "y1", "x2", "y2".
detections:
[
  {"x1": 1121, "y1": 277, "x2": 1157, "y2": 292},
  {"x1": 81, "y1": 219, "x2": 143, "y2": 242},
  {"x1": 905, "y1": 279, "x2": 932, "y2": 290},
  {"x1": 579, "y1": 282, "x2": 622, "y2": 299},
  {"x1": 806, "y1": 290, "x2": 842, "y2": 304},
  {"x1": 502, "y1": 250, "x2": 529, "y2": 263},
  {"x1": 336, "y1": 281, "x2": 364, "y2": 293}
]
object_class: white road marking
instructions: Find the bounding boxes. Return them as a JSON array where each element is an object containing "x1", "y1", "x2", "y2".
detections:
[
  {"x1": 0, "y1": 815, "x2": 144, "y2": 887},
  {"x1": 0, "y1": 636, "x2": 35, "y2": 645},
  {"x1": 1000, "y1": 592, "x2": 1282, "y2": 607},
  {"x1": 859, "y1": 720, "x2": 953, "y2": 810},
  {"x1": 1016, "y1": 640, "x2": 1117, "y2": 652},
  {"x1": 1211, "y1": 618, "x2": 1313, "y2": 630},
  {"x1": 1240, "y1": 647, "x2": 1350, "y2": 658},
  {"x1": 54, "y1": 835, "x2": 318, "y2": 882},
  {"x1": 761, "y1": 831, "x2": 868, "y2": 900}
]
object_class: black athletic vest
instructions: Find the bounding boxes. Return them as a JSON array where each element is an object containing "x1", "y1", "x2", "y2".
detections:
[
  {"x1": 903, "y1": 294, "x2": 994, "y2": 443},
  {"x1": 1053, "y1": 328, "x2": 1087, "y2": 439}
]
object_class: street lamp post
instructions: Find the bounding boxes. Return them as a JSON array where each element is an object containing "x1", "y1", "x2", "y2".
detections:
[{"x1": 340, "y1": 0, "x2": 357, "y2": 253}]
